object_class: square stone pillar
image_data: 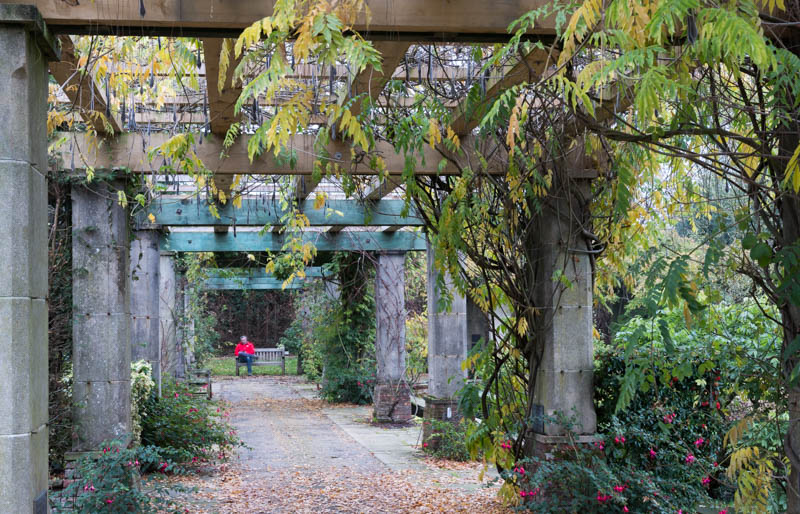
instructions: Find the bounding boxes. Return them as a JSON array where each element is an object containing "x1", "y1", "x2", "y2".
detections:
[
  {"x1": 72, "y1": 181, "x2": 132, "y2": 451},
  {"x1": 373, "y1": 251, "x2": 411, "y2": 423},
  {"x1": 0, "y1": 6, "x2": 58, "y2": 512},
  {"x1": 159, "y1": 252, "x2": 178, "y2": 377},
  {"x1": 532, "y1": 180, "x2": 596, "y2": 438},
  {"x1": 130, "y1": 229, "x2": 161, "y2": 383}
]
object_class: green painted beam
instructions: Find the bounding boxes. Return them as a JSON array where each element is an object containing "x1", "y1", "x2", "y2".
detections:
[
  {"x1": 202, "y1": 277, "x2": 306, "y2": 290},
  {"x1": 141, "y1": 198, "x2": 422, "y2": 227},
  {"x1": 161, "y1": 230, "x2": 426, "y2": 252},
  {"x1": 204, "y1": 267, "x2": 327, "y2": 279}
]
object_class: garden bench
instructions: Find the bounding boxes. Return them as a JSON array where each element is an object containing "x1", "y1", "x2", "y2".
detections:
[
  {"x1": 186, "y1": 368, "x2": 212, "y2": 399},
  {"x1": 235, "y1": 348, "x2": 286, "y2": 376}
]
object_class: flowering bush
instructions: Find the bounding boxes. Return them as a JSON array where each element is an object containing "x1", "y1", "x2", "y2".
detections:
[
  {"x1": 139, "y1": 378, "x2": 245, "y2": 467},
  {"x1": 50, "y1": 441, "x2": 186, "y2": 513},
  {"x1": 319, "y1": 366, "x2": 375, "y2": 404},
  {"x1": 422, "y1": 419, "x2": 471, "y2": 461}
]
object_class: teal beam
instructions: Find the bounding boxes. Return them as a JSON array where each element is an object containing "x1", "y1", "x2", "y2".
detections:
[
  {"x1": 204, "y1": 267, "x2": 327, "y2": 279},
  {"x1": 161, "y1": 230, "x2": 426, "y2": 252},
  {"x1": 142, "y1": 198, "x2": 422, "y2": 227},
  {"x1": 202, "y1": 277, "x2": 307, "y2": 290}
]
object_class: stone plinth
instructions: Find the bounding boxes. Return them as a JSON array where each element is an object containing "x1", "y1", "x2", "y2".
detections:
[
  {"x1": 373, "y1": 252, "x2": 410, "y2": 422},
  {"x1": 130, "y1": 229, "x2": 161, "y2": 383},
  {"x1": 72, "y1": 181, "x2": 132, "y2": 451},
  {"x1": 0, "y1": 6, "x2": 59, "y2": 512}
]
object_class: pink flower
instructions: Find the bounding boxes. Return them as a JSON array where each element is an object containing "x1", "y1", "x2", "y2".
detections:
[
  {"x1": 624, "y1": 507, "x2": 629, "y2": 513},
  {"x1": 719, "y1": 510, "x2": 728, "y2": 514},
  {"x1": 89, "y1": 486, "x2": 95, "y2": 492},
  {"x1": 134, "y1": 460, "x2": 139, "y2": 466},
  {"x1": 174, "y1": 392, "x2": 179, "y2": 398},
  {"x1": 422, "y1": 443, "x2": 428, "y2": 448},
  {"x1": 694, "y1": 438, "x2": 705, "y2": 447},
  {"x1": 106, "y1": 498, "x2": 114, "y2": 504},
  {"x1": 702, "y1": 476, "x2": 711, "y2": 486},
  {"x1": 596, "y1": 492, "x2": 612, "y2": 503},
  {"x1": 649, "y1": 448, "x2": 657, "y2": 459},
  {"x1": 613, "y1": 485, "x2": 626, "y2": 493},
  {"x1": 685, "y1": 454, "x2": 695, "y2": 464},
  {"x1": 520, "y1": 491, "x2": 526, "y2": 497},
  {"x1": 518, "y1": 467, "x2": 525, "y2": 475}
]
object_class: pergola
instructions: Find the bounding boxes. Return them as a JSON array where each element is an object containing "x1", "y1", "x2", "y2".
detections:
[{"x1": 0, "y1": 3, "x2": 598, "y2": 513}]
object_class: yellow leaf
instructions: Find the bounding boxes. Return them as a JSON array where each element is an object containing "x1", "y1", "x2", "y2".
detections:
[{"x1": 148, "y1": 213, "x2": 156, "y2": 224}]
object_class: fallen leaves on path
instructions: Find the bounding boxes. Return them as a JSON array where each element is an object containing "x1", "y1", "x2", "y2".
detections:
[{"x1": 172, "y1": 463, "x2": 509, "y2": 513}]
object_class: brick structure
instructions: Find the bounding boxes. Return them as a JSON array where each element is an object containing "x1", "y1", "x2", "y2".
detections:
[{"x1": 373, "y1": 381, "x2": 412, "y2": 423}]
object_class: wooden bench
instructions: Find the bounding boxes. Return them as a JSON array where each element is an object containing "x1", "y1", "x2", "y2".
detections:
[
  {"x1": 185, "y1": 368, "x2": 212, "y2": 399},
  {"x1": 235, "y1": 348, "x2": 286, "y2": 376}
]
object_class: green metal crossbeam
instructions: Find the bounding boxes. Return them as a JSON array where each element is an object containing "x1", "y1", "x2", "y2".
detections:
[
  {"x1": 203, "y1": 267, "x2": 327, "y2": 279},
  {"x1": 141, "y1": 198, "x2": 422, "y2": 227},
  {"x1": 203, "y1": 277, "x2": 306, "y2": 290},
  {"x1": 161, "y1": 230, "x2": 425, "y2": 252}
]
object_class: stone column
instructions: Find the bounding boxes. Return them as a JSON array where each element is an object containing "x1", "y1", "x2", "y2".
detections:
[
  {"x1": 0, "y1": 6, "x2": 58, "y2": 512},
  {"x1": 531, "y1": 179, "x2": 596, "y2": 442},
  {"x1": 424, "y1": 243, "x2": 489, "y2": 441},
  {"x1": 426, "y1": 246, "x2": 467, "y2": 414},
  {"x1": 130, "y1": 229, "x2": 160, "y2": 384},
  {"x1": 72, "y1": 181, "x2": 132, "y2": 451},
  {"x1": 159, "y1": 252, "x2": 177, "y2": 378},
  {"x1": 373, "y1": 252, "x2": 411, "y2": 423}
]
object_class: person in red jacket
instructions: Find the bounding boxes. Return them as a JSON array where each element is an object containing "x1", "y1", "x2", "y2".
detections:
[{"x1": 234, "y1": 336, "x2": 256, "y2": 376}]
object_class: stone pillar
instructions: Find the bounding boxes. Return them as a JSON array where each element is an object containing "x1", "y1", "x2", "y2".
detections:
[
  {"x1": 424, "y1": 243, "x2": 489, "y2": 442},
  {"x1": 72, "y1": 181, "x2": 132, "y2": 451},
  {"x1": 532, "y1": 180, "x2": 596, "y2": 442},
  {"x1": 373, "y1": 252, "x2": 411, "y2": 423},
  {"x1": 159, "y1": 252, "x2": 177, "y2": 378},
  {"x1": 130, "y1": 230, "x2": 160, "y2": 384},
  {"x1": 182, "y1": 279, "x2": 195, "y2": 370},
  {"x1": 0, "y1": 6, "x2": 58, "y2": 512}
]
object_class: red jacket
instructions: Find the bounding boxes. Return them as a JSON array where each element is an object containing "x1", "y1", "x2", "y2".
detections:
[{"x1": 235, "y1": 342, "x2": 255, "y2": 356}]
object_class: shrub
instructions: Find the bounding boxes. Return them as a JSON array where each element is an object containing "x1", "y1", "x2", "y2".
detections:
[
  {"x1": 140, "y1": 379, "x2": 244, "y2": 466},
  {"x1": 130, "y1": 360, "x2": 155, "y2": 446},
  {"x1": 320, "y1": 366, "x2": 375, "y2": 404},
  {"x1": 422, "y1": 419, "x2": 471, "y2": 461},
  {"x1": 50, "y1": 441, "x2": 186, "y2": 513}
]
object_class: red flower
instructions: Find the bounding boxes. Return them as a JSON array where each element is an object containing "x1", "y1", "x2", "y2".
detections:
[
  {"x1": 649, "y1": 448, "x2": 657, "y2": 459},
  {"x1": 624, "y1": 507, "x2": 629, "y2": 513},
  {"x1": 685, "y1": 454, "x2": 696, "y2": 464},
  {"x1": 694, "y1": 437, "x2": 705, "y2": 447},
  {"x1": 702, "y1": 476, "x2": 711, "y2": 486},
  {"x1": 716, "y1": 401, "x2": 721, "y2": 410},
  {"x1": 422, "y1": 443, "x2": 428, "y2": 448},
  {"x1": 596, "y1": 492, "x2": 611, "y2": 503},
  {"x1": 613, "y1": 485, "x2": 626, "y2": 493}
]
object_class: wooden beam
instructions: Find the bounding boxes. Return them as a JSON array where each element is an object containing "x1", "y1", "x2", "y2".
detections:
[
  {"x1": 294, "y1": 41, "x2": 411, "y2": 202},
  {"x1": 202, "y1": 37, "x2": 241, "y2": 230},
  {"x1": 203, "y1": 277, "x2": 306, "y2": 290},
  {"x1": 365, "y1": 174, "x2": 404, "y2": 201},
  {"x1": 161, "y1": 230, "x2": 427, "y2": 252},
  {"x1": 450, "y1": 48, "x2": 556, "y2": 136},
  {"x1": 49, "y1": 35, "x2": 121, "y2": 135},
  {"x1": 53, "y1": 131, "x2": 477, "y2": 175},
  {"x1": 142, "y1": 198, "x2": 423, "y2": 227},
  {"x1": 204, "y1": 267, "x2": 327, "y2": 279},
  {"x1": 24, "y1": 0, "x2": 557, "y2": 41}
]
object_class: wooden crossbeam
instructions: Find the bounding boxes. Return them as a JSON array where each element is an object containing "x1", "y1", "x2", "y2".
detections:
[
  {"x1": 365, "y1": 174, "x2": 404, "y2": 201},
  {"x1": 53, "y1": 131, "x2": 502, "y2": 175},
  {"x1": 203, "y1": 277, "x2": 306, "y2": 290},
  {"x1": 202, "y1": 37, "x2": 241, "y2": 231},
  {"x1": 161, "y1": 230, "x2": 426, "y2": 252},
  {"x1": 23, "y1": 0, "x2": 556, "y2": 41},
  {"x1": 294, "y1": 41, "x2": 411, "y2": 203},
  {"x1": 450, "y1": 48, "x2": 556, "y2": 136},
  {"x1": 49, "y1": 35, "x2": 121, "y2": 135},
  {"x1": 141, "y1": 198, "x2": 422, "y2": 227}
]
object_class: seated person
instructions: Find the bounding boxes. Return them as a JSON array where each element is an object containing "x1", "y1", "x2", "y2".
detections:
[{"x1": 234, "y1": 336, "x2": 256, "y2": 376}]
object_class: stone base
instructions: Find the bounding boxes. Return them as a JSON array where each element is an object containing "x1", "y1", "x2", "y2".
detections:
[
  {"x1": 530, "y1": 433, "x2": 599, "y2": 461},
  {"x1": 422, "y1": 396, "x2": 460, "y2": 448},
  {"x1": 373, "y1": 381, "x2": 412, "y2": 423}
]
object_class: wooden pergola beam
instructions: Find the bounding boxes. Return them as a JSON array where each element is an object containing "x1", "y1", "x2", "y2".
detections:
[
  {"x1": 161, "y1": 230, "x2": 427, "y2": 252},
  {"x1": 19, "y1": 0, "x2": 556, "y2": 41},
  {"x1": 49, "y1": 35, "x2": 121, "y2": 136},
  {"x1": 294, "y1": 41, "x2": 411, "y2": 203},
  {"x1": 450, "y1": 48, "x2": 556, "y2": 136},
  {"x1": 52, "y1": 131, "x2": 486, "y2": 175}
]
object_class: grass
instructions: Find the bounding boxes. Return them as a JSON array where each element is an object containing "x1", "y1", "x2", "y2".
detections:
[{"x1": 205, "y1": 356, "x2": 299, "y2": 376}]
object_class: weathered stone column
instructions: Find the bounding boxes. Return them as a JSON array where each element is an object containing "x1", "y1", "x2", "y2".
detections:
[
  {"x1": 159, "y1": 252, "x2": 178, "y2": 378},
  {"x1": 130, "y1": 229, "x2": 161, "y2": 384},
  {"x1": 532, "y1": 179, "x2": 596, "y2": 442},
  {"x1": 0, "y1": 6, "x2": 58, "y2": 512},
  {"x1": 72, "y1": 180, "x2": 132, "y2": 451},
  {"x1": 373, "y1": 251, "x2": 411, "y2": 423},
  {"x1": 424, "y1": 243, "x2": 489, "y2": 441}
]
